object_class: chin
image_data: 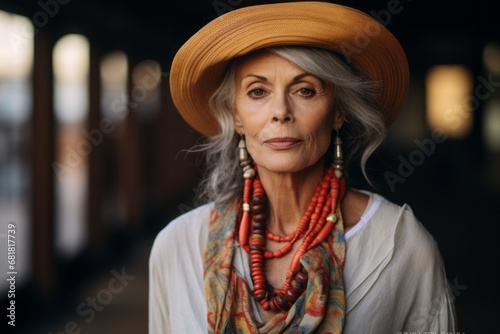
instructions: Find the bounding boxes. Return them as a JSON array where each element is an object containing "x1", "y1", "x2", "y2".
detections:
[{"x1": 257, "y1": 159, "x2": 314, "y2": 174}]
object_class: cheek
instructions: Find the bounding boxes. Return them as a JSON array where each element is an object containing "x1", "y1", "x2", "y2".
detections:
[
  {"x1": 314, "y1": 127, "x2": 333, "y2": 154},
  {"x1": 235, "y1": 112, "x2": 268, "y2": 137},
  {"x1": 235, "y1": 100, "x2": 262, "y2": 131},
  {"x1": 235, "y1": 116, "x2": 262, "y2": 156},
  {"x1": 310, "y1": 111, "x2": 334, "y2": 137},
  {"x1": 306, "y1": 114, "x2": 334, "y2": 154}
]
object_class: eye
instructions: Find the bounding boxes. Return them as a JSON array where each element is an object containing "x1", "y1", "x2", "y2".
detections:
[
  {"x1": 297, "y1": 87, "x2": 316, "y2": 97},
  {"x1": 247, "y1": 88, "x2": 267, "y2": 98}
]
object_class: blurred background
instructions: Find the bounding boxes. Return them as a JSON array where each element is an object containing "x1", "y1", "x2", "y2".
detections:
[{"x1": 0, "y1": 0, "x2": 498, "y2": 333}]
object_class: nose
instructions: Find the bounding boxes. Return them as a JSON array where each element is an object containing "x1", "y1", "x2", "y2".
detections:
[{"x1": 271, "y1": 94, "x2": 295, "y2": 124}]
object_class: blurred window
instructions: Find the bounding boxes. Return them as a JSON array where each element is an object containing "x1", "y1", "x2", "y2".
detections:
[
  {"x1": 101, "y1": 51, "x2": 128, "y2": 121},
  {"x1": 100, "y1": 51, "x2": 128, "y2": 225},
  {"x1": 131, "y1": 59, "x2": 161, "y2": 121},
  {"x1": 53, "y1": 34, "x2": 89, "y2": 258},
  {"x1": 0, "y1": 10, "x2": 33, "y2": 291}
]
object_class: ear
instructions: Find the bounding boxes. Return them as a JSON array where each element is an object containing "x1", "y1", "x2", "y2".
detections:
[
  {"x1": 331, "y1": 110, "x2": 345, "y2": 131},
  {"x1": 233, "y1": 109, "x2": 245, "y2": 134}
]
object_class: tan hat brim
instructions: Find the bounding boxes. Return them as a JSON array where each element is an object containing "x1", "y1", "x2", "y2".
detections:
[{"x1": 169, "y1": 1, "x2": 410, "y2": 137}]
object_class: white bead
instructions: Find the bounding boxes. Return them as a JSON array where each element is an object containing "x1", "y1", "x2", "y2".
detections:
[
  {"x1": 334, "y1": 169, "x2": 343, "y2": 178},
  {"x1": 326, "y1": 213, "x2": 338, "y2": 224},
  {"x1": 243, "y1": 168, "x2": 255, "y2": 179},
  {"x1": 242, "y1": 203, "x2": 250, "y2": 212}
]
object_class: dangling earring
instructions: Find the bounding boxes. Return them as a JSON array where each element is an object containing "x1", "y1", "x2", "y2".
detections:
[
  {"x1": 323, "y1": 130, "x2": 344, "y2": 226},
  {"x1": 238, "y1": 134, "x2": 255, "y2": 179},
  {"x1": 332, "y1": 130, "x2": 344, "y2": 179},
  {"x1": 238, "y1": 134, "x2": 255, "y2": 250}
]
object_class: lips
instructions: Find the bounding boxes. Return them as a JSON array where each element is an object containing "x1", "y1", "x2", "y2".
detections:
[{"x1": 264, "y1": 137, "x2": 302, "y2": 150}]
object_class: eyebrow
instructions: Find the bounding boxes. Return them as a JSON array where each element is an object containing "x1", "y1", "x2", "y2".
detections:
[
  {"x1": 243, "y1": 74, "x2": 268, "y2": 82},
  {"x1": 242, "y1": 72, "x2": 317, "y2": 83}
]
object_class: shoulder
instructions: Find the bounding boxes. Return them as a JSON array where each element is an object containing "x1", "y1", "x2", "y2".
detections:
[
  {"x1": 377, "y1": 193, "x2": 440, "y2": 258},
  {"x1": 148, "y1": 203, "x2": 213, "y2": 334},
  {"x1": 346, "y1": 190, "x2": 444, "y2": 270},
  {"x1": 149, "y1": 202, "x2": 214, "y2": 264},
  {"x1": 344, "y1": 190, "x2": 404, "y2": 240},
  {"x1": 343, "y1": 189, "x2": 420, "y2": 239},
  {"x1": 343, "y1": 191, "x2": 456, "y2": 331}
]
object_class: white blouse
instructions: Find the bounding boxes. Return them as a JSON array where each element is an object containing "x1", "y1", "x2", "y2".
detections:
[{"x1": 149, "y1": 191, "x2": 457, "y2": 333}]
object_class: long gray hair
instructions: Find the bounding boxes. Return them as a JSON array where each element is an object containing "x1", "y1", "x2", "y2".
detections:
[{"x1": 191, "y1": 46, "x2": 387, "y2": 205}]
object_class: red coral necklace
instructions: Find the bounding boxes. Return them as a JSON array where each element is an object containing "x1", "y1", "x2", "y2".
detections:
[{"x1": 237, "y1": 159, "x2": 345, "y2": 312}]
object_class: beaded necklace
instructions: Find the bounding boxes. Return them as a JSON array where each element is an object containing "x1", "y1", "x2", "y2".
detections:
[{"x1": 237, "y1": 138, "x2": 346, "y2": 312}]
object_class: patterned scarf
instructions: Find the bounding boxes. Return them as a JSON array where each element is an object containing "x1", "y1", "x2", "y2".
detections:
[{"x1": 204, "y1": 201, "x2": 346, "y2": 333}]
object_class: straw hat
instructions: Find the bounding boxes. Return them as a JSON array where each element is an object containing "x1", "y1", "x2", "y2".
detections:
[{"x1": 169, "y1": 1, "x2": 409, "y2": 137}]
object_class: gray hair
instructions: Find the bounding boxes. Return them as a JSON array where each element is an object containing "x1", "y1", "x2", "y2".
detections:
[{"x1": 191, "y1": 46, "x2": 387, "y2": 205}]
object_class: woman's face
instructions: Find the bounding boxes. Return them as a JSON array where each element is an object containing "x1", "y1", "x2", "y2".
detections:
[{"x1": 233, "y1": 51, "x2": 340, "y2": 174}]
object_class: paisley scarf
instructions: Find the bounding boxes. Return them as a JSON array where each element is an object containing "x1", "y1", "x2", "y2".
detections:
[{"x1": 204, "y1": 201, "x2": 346, "y2": 333}]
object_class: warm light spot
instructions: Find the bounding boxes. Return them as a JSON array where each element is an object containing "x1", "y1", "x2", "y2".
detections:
[
  {"x1": 426, "y1": 65, "x2": 473, "y2": 138},
  {"x1": 131, "y1": 59, "x2": 162, "y2": 120},
  {"x1": 0, "y1": 10, "x2": 33, "y2": 123},
  {"x1": 483, "y1": 43, "x2": 500, "y2": 75},
  {"x1": 101, "y1": 51, "x2": 128, "y2": 86},
  {"x1": 132, "y1": 59, "x2": 161, "y2": 89},
  {"x1": 53, "y1": 34, "x2": 89, "y2": 124},
  {"x1": 0, "y1": 10, "x2": 33, "y2": 78},
  {"x1": 53, "y1": 34, "x2": 89, "y2": 81},
  {"x1": 483, "y1": 99, "x2": 500, "y2": 152},
  {"x1": 100, "y1": 51, "x2": 128, "y2": 119}
]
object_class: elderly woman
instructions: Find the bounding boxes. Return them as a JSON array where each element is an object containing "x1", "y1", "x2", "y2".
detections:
[{"x1": 149, "y1": 2, "x2": 457, "y2": 333}]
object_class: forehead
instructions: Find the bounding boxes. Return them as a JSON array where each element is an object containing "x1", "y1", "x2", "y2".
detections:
[{"x1": 234, "y1": 51, "x2": 305, "y2": 77}]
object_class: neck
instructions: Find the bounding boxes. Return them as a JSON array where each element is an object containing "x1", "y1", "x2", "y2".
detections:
[{"x1": 257, "y1": 162, "x2": 326, "y2": 236}]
